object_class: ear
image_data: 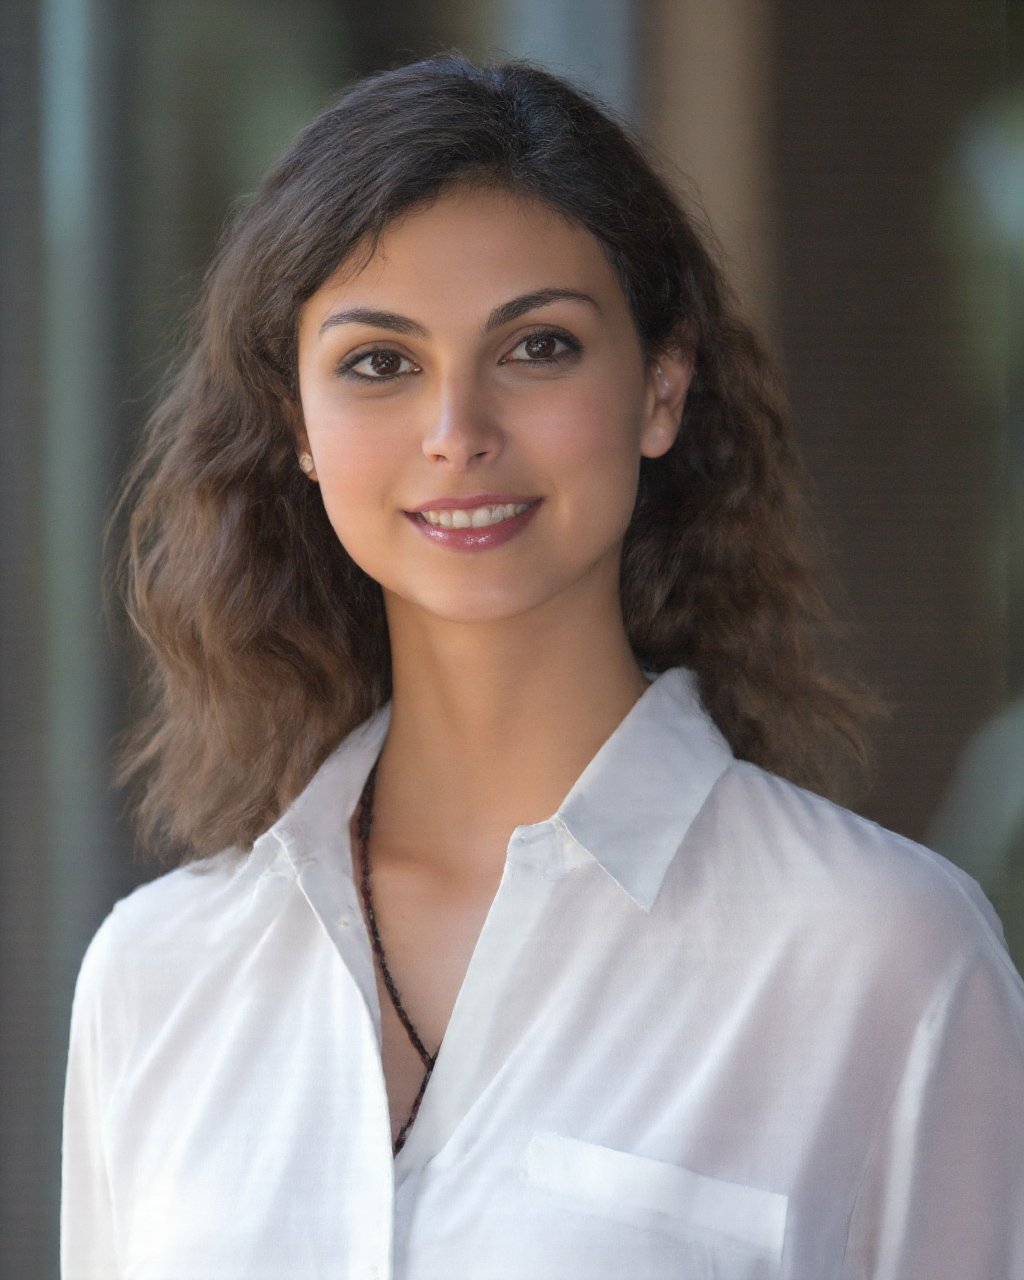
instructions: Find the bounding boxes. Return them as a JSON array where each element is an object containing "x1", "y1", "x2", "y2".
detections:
[
  {"x1": 284, "y1": 397, "x2": 319, "y2": 482},
  {"x1": 639, "y1": 340, "x2": 695, "y2": 459}
]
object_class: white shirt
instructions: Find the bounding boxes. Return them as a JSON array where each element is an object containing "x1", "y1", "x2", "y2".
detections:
[{"x1": 61, "y1": 667, "x2": 1024, "y2": 1280}]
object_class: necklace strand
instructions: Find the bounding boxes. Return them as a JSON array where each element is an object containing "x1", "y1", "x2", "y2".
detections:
[{"x1": 355, "y1": 759, "x2": 438, "y2": 1157}]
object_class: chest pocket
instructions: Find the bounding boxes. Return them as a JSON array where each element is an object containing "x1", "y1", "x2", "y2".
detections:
[{"x1": 520, "y1": 1132, "x2": 786, "y2": 1280}]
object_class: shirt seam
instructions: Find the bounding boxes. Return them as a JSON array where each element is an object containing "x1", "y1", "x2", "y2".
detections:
[
  {"x1": 836, "y1": 945, "x2": 978, "y2": 1278},
  {"x1": 84, "y1": 906, "x2": 133, "y2": 1279},
  {"x1": 746, "y1": 764, "x2": 1018, "y2": 986}
]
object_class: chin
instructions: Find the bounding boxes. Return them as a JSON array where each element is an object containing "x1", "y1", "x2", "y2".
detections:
[
  {"x1": 384, "y1": 579, "x2": 561, "y2": 630},
  {"x1": 422, "y1": 593, "x2": 546, "y2": 627}
]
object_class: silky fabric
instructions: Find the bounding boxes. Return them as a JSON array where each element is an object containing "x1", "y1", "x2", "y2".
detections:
[{"x1": 61, "y1": 668, "x2": 1024, "y2": 1279}]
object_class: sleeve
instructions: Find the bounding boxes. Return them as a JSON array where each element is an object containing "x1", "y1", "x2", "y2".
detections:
[
  {"x1": 841, "y1": 940, "x2": 1024, "y2": 1280},
  {"x1": 61, "y1": 912, "x2": 124, "y2": 1280}
]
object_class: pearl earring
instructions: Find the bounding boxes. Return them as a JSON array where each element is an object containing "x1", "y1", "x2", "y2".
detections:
[{"x1": 298, "y1": 452, "x2": 314, "y2": 475}]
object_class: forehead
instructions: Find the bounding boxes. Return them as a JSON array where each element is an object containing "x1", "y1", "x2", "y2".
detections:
[{"x1": 299, "y1": 186, "x2": 633, "y2": 332}]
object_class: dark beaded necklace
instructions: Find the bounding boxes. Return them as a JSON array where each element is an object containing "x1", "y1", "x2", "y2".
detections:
[{"x1": 355, "y1": 758, "x2": 438, "y2": 1157}]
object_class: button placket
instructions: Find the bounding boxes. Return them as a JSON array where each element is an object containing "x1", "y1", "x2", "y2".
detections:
[{"x1": 392, "y1": 827, "x2": 564, "y2": 1173}]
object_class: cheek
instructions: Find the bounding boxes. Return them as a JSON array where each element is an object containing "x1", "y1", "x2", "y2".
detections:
[
  {"x1": 303, "y1": 403, "x2": 387, "y2": 500},
  {"x1": 541, "y1": 383, "x2": 645, "y2": 483},
  {"x1": 536, "y1": 391, "x2": 645, "y2": 553},
  {"x1": 304, "y1": 429, "x2": 395, "y2": 562}
]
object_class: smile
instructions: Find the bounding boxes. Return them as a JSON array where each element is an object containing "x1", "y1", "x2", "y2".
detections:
[
  {"x1": 417, "y1": 502, "x2": 531, "y2": 529},
  {"x1": 404, "y1": 499, "x2": 541, "y2": 551}
]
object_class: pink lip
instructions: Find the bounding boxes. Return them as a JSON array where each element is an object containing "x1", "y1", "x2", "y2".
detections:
[
  {"x1": 404, "y1": 500, "x2": 541, "y2": 551},
  {"x1": 406, "y1": 493, "x2": 537, "y2": 513}
]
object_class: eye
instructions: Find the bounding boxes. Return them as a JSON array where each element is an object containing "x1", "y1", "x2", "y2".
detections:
[
  {"x1": 502, "y1": 329, "x2": 582, "y2": 366},
  {"x1": 339, "y1": 347, "x2": 421, "y2": 382}
]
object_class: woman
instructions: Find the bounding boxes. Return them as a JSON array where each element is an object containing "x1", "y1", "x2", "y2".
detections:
[{"x1": 62, "y1": 55, "x2": 1024, "y2": 1280}]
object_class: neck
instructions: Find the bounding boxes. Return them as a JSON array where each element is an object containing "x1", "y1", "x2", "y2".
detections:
[{"x1": 370, "y1": 591, "x2": 650, "y2": 882}]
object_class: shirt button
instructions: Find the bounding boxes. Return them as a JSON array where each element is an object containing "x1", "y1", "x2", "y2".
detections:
[{"x1": 340, "y1": 915, "x2": 352, "y2": 928}]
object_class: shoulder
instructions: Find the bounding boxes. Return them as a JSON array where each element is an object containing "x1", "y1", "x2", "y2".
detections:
[
  {"x1": 113, "y1": 848, "x2": 248, "y2": 939},
  {"x1": 700, "y1": 760, "x2": 1016, "y2": 986},
  {"x1": 73, "y1": 849, "x2": 259, "y2": 1010},
  {"x1": 74, "y1": 704, "x2": 389, "y2": 997}
]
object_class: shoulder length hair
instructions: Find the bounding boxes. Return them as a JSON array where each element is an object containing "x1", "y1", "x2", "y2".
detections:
[{"x1": 115, "y1": 53, "x2": 872, "y2": 863}]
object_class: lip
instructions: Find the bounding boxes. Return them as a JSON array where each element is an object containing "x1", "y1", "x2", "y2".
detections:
[
  {"x1": 406, "y1": 493, "x2": 538, "y2": 513},
  {"x1": 404, "y1": 499, "x2": 542, "y2": 551}
]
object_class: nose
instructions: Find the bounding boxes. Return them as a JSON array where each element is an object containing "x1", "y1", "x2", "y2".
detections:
[{"x1": 420, "y1": 374, "x2": 503, "y2": 468}]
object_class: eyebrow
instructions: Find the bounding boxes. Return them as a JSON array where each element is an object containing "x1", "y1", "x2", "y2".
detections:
[{"x1": 317, "y1": 288, "x2": 601, "y2": 338}]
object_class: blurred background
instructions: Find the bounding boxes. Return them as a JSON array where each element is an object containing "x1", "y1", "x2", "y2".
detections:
[{"x1": 2, "y1": 0, "x2": 1022, "y2": 1272}]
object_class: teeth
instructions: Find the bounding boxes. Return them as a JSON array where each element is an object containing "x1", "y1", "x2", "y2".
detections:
[{"x1": 419, "y1": 502, "x2": 531, "y2": 529}]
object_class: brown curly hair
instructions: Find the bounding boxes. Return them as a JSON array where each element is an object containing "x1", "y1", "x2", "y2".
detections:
[{"x1": 114, "y1": 53, "x2": 873, "y2": 863}]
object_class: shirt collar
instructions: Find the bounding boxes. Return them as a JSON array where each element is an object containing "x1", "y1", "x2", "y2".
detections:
[
  {"x1": 254, "y1": 667, "x2": 732, "y2": 914},
  {"x1": 552, "y1": 667, "x2": 733, "y2": 911},
  {"x1": 251, "y1": 704, "x2": 391, "y2": 875}
]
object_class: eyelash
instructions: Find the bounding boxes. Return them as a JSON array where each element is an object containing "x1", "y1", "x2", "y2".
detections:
[
  {"x1": 337, "y1": 349, "x2": 420, "y2": 383},
  {"x1": 502, "y1": 328, "x2": 582, "y2": 368},
  {"x1": 336, "y1": 328, "x2": 582, "y2": 383}
]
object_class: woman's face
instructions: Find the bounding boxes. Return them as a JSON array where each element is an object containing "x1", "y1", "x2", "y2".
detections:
[{"x1": 295, "y1": 186, "x2": 691, "y2": 632}]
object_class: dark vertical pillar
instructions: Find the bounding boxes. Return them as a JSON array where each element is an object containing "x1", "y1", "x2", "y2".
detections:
[
  {"x1": 0, "y1": 0, "x2": 49, "y2": 1272},
  {"x1": 772, "y1": 0, "x2": 1011, "y2": 841},
  {"x1": 1, "y1": 0, "x2": 131, "y2": 1269}
]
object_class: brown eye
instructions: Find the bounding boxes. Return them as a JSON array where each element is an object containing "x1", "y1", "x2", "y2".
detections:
[
  {"x1": 341, "y1": 347, "x2": 419, "y2": 381},
  {"x1": 503, "y1": 330, "x2": 581, "y2": 367},
  {"x1": 524, "y1": 334, "x2": 558, "y2": 359},
  {"x1": 368, "y1": 350, "x2": 403, "y2": 376}
]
